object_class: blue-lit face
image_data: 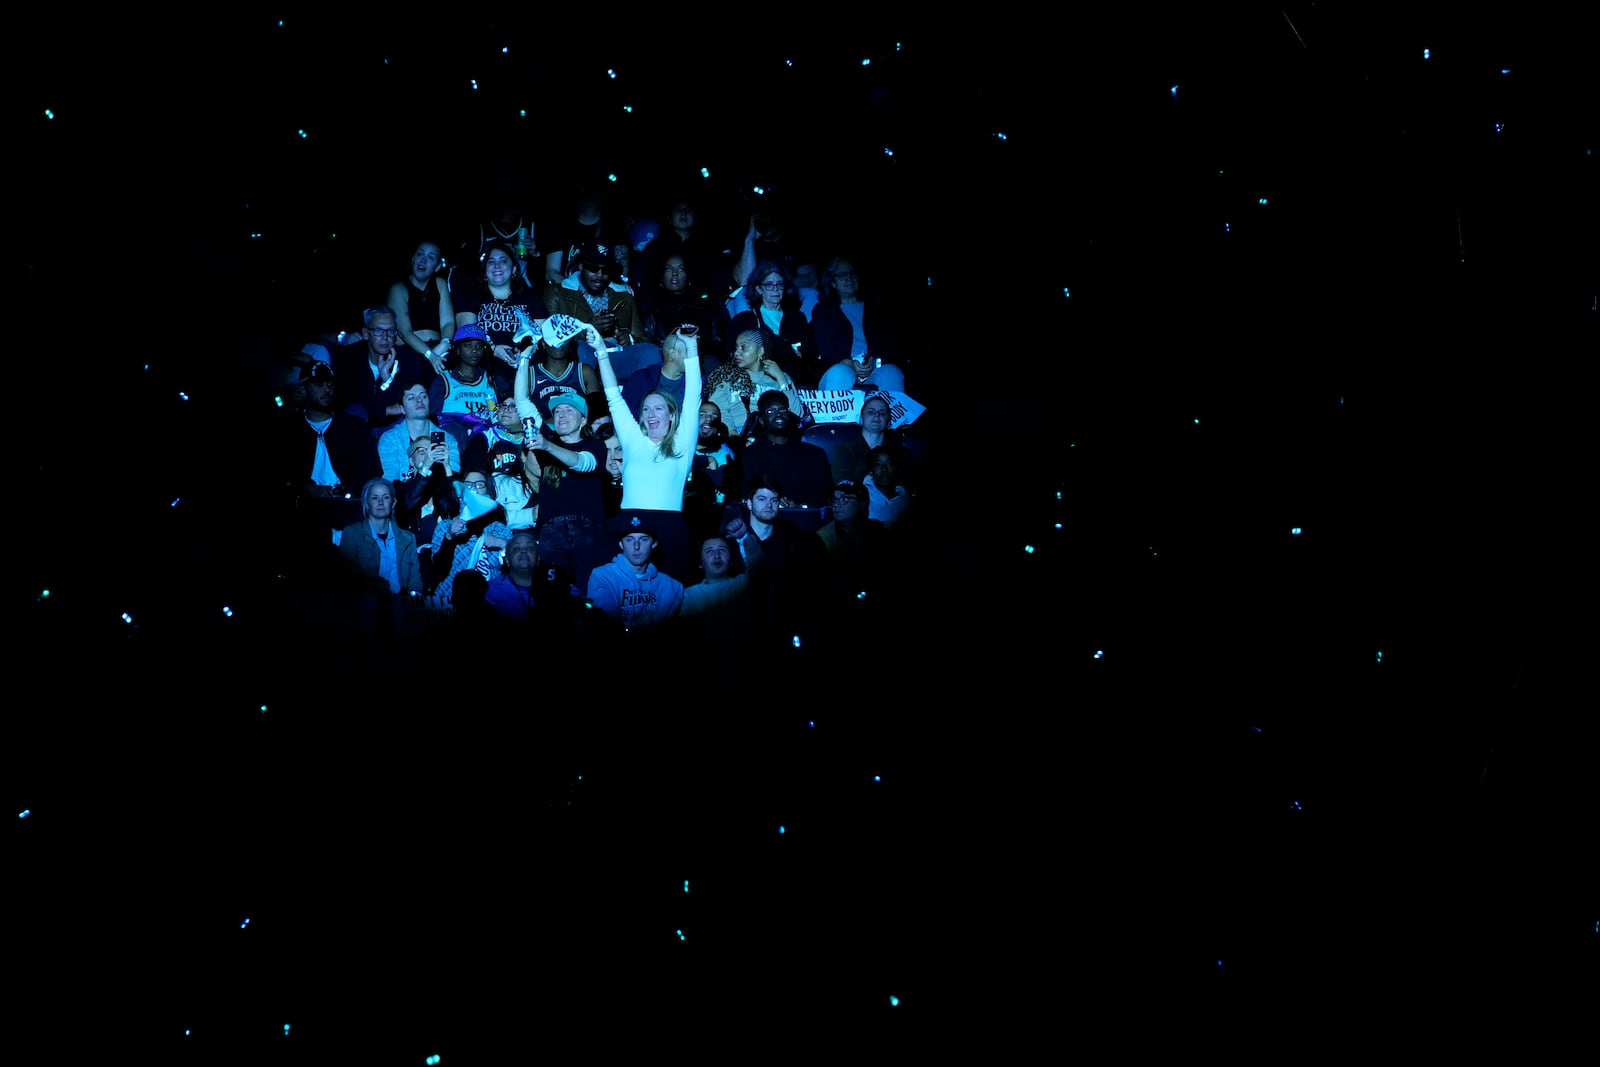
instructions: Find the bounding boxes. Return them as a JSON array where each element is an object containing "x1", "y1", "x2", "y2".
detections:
[
  {"x1": 620, "y1": 532, "x2": 655, "y2": 566},
  {"x1": 700, "y1": 538, "x2": 731, "y2": 578},
  {"x1": 411, "y1": 243, "x2": 442, "y2": 281},
  {"x1": 758, "y1": 273, "x2": 785, "y2": 310}
]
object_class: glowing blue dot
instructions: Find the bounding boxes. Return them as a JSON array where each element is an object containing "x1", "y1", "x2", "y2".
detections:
[
  {"x1": 1494, "y1": 123, "x2": 1504, "y2": 133},
  {"x1": 44, "y1": 109, "x2": 55, "y2": 120},
  {"x1": 684, "y1": 881, "x2": 690, "y2": 893},
  {"x1": 1225, "y1": 223, "x2": 1231, "y2": 232},
  {"x1": 808, "y1": 721, "x2": 815, "y2": 728},
  {"x1": 753, "y1": 185, "x2": 766, "y2": 195},
  {"x1": 1251, "y1": 726, "x2": 1263, "y2": 733},
  {"x1": 861, "y1": 57, "x2": 871, "y2": 66},
  {"x1": 17, "y1": 809, "x2": 29, "y2": 819},
  {"x1": 1062, "y1": 287, "x2": 1070, "y2": 298},
  {"x1": 1170, "y1": 85, "x2": 1179, "y2": 97},
  {"x1": 792, "y1": 635, "x2": 802, "y2": 648},
  {"x1": 121, "y1": 613, "x2": 133, "y2": 624},
  {"x1": 995, "y1": 131, "x2": 1008, "y2": 141},
  {"x1": 222, "y1": 606, "x2": 233, "y2": 617},
  {"x1": 785, "y1": 59, "x2": 793, "y2": 67},
  {"x1": 274, "y1": 395, "x2": 284, "y2": 407},
  {"x1": 501, "y1": 46, "x2": 509, "y2": 54},
  {"x1": 519, "y1": 109, "x2": 526, "y2": 118},
  {"x1": 297, "y1": 129, "x2": 307, "y2": 138},
  {"x1": 241, "y1": 917, "x2": 251, "y2": 928},
  {"x1": 883, "y1": 146, "x2": 894, "y2": 156},
  {"x1": 170, "y1": 498, "x2": 181, "y2": 507},
  {"x1": 606, "y1": 173, "x2": 617, "y2": 182},
  {"x1": 39, "y1": 590, "x2": 49, "y2": 599},
  {"x1": 1291, "y1": 801, "x2": 1303, "y2": 811},
  {"x1": 607, "y1": 69, "x2": 617, "y2": 79},
  {"x1": 260, "y1": 705, "x2": 268, "y2": 713},
  {"x1": 873, "y1": 775, "x2": 881, "y2": 782},
  {"x1": 623, "y1": 105, "x2": 633, "y2": 113},
  {"x1": 1024, "y1": 544, "x2": 1035, "y2": 554},
  {"x1": 926, "y1": 277, "x2": 933, "y2": 285},
  {"x1": 889, "y1": 995, "x2": 900, "y2": 1006},
  {"x1": 1258, "y1": 198, "x2": 1268, "y2": 205},
  {"x1": 856, "y1": 590, "x2": 867, "y2": 599},
  {"x1": 470, "y1": 80, "x2": 478, "y2": 91},
  {"x1": 1501, "y1": 69, "x2": 1511, "y2": 75},
  {"x1": 1291, "y1": 527, "x2": 1302, "y2": 535},
  {"x1": 676, "y1": 929, "x2": 685, "y2": 940},
  {"x1": 1055, "y1": 523, "x2": 1063, "y2": 529},
  {"x1": 1093, "y1": 650, "x2": 1104, "y2": 659},
  {"x1": 778, "y1": 825, "x2": 785, "y2": 834},
  {"x1": 1376, "y1": 651, "x2": 1383, "y2": 663},
  {"x1": 700, "y1": 167, "x2": 711, "y2": 178},
  {"x1": 178, "y1": 391, "x2": 190, "y2": 400},
  {"x1": 1423, "y1": 48, "x2": 1430, "y2": 59},
  {"x1": 428, "y1": 1057, "x2": 441, "y2": 1065},
  {"x1": 184, "y1": 1030, "x2": 190, "y2": 1036},
  {"x1": 284, "y1": 1024, "x2": 290, "y2": 1035}
]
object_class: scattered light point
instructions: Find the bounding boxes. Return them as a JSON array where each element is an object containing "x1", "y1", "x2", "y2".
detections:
[
  {"x1": 1423, "y1": 48, "x2": 1431, "y2": 59},
  {"x1": 623, "y1": 105, "x2": 633, "y2": 113},
  {"x1": 17, "y1": 810, "x2": 29, "y2": 819},
  {"x1": 260, "y1": 705, "x2": 269, "y2": 713},
  {"x1": 1062, "y1": 287, "x2": 1070, "y2": 298},
  {"x1": 995, "y1": 131, "x2": 1008, "y2": 141},
  {"x1": 1258, "y1": 198, "x2": 1268, "y2": 205},
  {"x1": 684, "y1": 881, "x2": 690, "y2": 893},
  {"x1": 1494, "y1": 122, "x2": 1504, "y2": 133},
  {"x1": 889, "y1": 995, "x2": 900, "y2": 1006},
  {"x1": 607, "y1": 69, "x2": 617, "y2": 79},
  {"x1": 607, "y1": 173, "x2": 617, "y2": 182},
  {"x1": 792, "y1": 635, "x2": 802, "y2": 648},
  {"x1": 1291, "y1": 527, "x2": 1302, "y2": 535},
  {"x1": 676, "y1": 929, "x2": 685, "y2": 940},
  {"x1": 856, "y1": 590, "x2": 867, "y2": 600},
  {"x1": 178, "y1": 391, "x2": 190, "y2": 400},
  {"x1": 861, "y1": 57, "x2": 871, "y2": 66},
  {"x1": 241, "y1": 918, "x2": 251, "y2": 929},
  {"x1": 284, "y1": 1024, "x2": 290, "y2": 1035},
  {"x1": 170, "y1": 498, "x2": 181, "y2": 507},
  {"x1": 1093, "y1": 650, "x2": 1105, "y2": 659},
  {"x1": 470, "y1": 80, "x2": 478, "y2": 91},
  {"x1": 1170, "y1": 85, "x2": 1179, "y2": 97},
  {"x1": 297, "y1": 129, "x2": 307, "y2": 139},
  {"x1": 274, "y1": 395, "x2": 284, "y2": 407},
  {"x1": 1376, "y1": 651, "x2": 1383, "y2": 663},
  {"x1": 44, "y1": 109, "x2": 55, "y2": 120},
  {"x1": 700, "y1": 167, "x2": 711, "y2": 178},
  {"x1": 883, "y1": 146, "x2": 894, "y2": 156},
  {"x1": 427, "y1": 1057, "x2": 441, "y2": 1065},
  {"x1": 222, "y1": 606, "x2": 234, "y2": 617},
  {"x1": 1024, "y1": 544, "x2": 1035, "y2": 554},
  {"x1": 121, "y1": 613, "x2": 133, "y2": 624},
  {"x1": 778, "y1": 825, "x2": 785, "y2": 834},
  {"x1": 785, "y1": 59, "x2": 793, "y2": 67},
  {"x1": 39, "y1": 589, "x2": 50, "y2": 599}
]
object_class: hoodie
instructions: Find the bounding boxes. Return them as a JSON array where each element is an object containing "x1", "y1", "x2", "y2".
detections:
[{"x1": 585, "y1": 553, "x2": 685, "y2": 629}]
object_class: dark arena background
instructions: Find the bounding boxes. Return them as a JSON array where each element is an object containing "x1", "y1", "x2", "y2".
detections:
[{"x1": 10, "y1": 10, "x2": 1595, "y2": 1064}]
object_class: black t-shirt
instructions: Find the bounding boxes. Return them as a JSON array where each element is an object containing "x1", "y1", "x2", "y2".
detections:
[{"x1": 449, "y1": 274, "x2": 548, "y2": 350}]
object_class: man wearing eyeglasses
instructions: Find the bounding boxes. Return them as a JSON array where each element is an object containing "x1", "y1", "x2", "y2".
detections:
[{"x1": 333, "y1": 305, "x2": 431, "y2": 436}]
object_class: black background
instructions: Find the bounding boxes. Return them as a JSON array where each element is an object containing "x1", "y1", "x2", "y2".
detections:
[{"x1": 10, "y1": 8, "x2": 1595, "y2": 1063}]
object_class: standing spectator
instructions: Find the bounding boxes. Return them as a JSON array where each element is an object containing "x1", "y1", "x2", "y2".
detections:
[
  {"x1": 543, "y1": 241, "x2": 661, "y2": 380},
  {"x1": 594, "y1": 325, "x2": 703, "y2": 582},
  {"x1": 515, "y1": 353, "x2": 610, "y2": 592},
  {"x1": 275, "y1": 361, "x2": 379, "y2": 580},
  {"x1": 430, "y1": 325, "x2": 510, "y2": 458},
  {"x1": 544, "y1": 183, "x2": 632, "y2": 285}
]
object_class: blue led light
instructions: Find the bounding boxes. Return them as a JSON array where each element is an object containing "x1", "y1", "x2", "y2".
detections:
[
  {"x1": 701, "y1": 167, "x2": 710, "y2": 178},
  {"x1": 873, "y1": 775, "x2": 881, "y2": 782},
  {"x1": 1501, "y1": 69, "x2": 1511, "y2": 75},
  {"x1": 607, "y1": 173, "x2": 617, "y2": 182},
  {"x1": 1291, "y1": 527, "x2": 1302, "y2": 535},
  {"x1": 994, "y1": 131, "x2": 1007, "y2": 140},
  {"x1": 39, "y1": 590, "x2": 49, "y2": 598},
  {"x1": 297, "y1": 129, "x2": 307, "y2": 138},
  {"x1": 607, "y1": 69, "x2": 617, "y2": 78},
  {"x1": 1170, "y1": 85, "x2": 1178, "y2": 97},
  {"x1": 17, "y1": 810, "x2": 28, "y2": 819},
  {"x1": 45, "y1": 109, "x2": 55, "y2": 120},
  {"x1": 170, "y1": 498, "x2": 181, "y2": 507},
  {"x1": 808, "y1": 721, "x2": 815, "y2": 728},
  {"x1": 1258, "y1": 198, "x2": 1268, "y2": 205},
  {"x1": 274, "y1": 396, "x2": 284, "y2": 407},
  {"x1": 121, "y1": 613, "x2": 133, "y2": 624},
  {"x1": 778, "y1": 825, "x2": 785, "y2": 834},
  {"x1": 178, "y1": 392, "x2": 190, "y2": 400},
  {"x1": 889, "y1": 995, "x2": 900, "y2": 1006},
  {"x1": 856, "y1": 591, "x2": 866, "y2": 599},
  {"x1": 861, "y1": 58, "x2": 871, "y2": 66},
  {"x1": 684, "y1": 881, "x2": 690, "y2": 893},
  {"x1": 519, "y1": 109, "x2": 526, "y2": 118},
  {"x1": 284, "y1": 1024, "x2": 290, "y2": 1035},
  {"x1": 260, "y1": 705, "x2": 268, "y2": 713},
  {"x1": 1093, "y1": 650, "x2": 1104, "y2": 659},
  {"x1": 792, "y1": 635, "x2": 802, "y2": 648},
  {"x1": 470, "y1": 80, "x2": 478, "y2": 90},
  {"x1": 623, "y1": 105, "x2": 632, "y2": 113},
  {"x1": 676, "y1": 929, "x2": 685, "y2": 940},
  {"x1": 1024, "y1": 544, "x2": 1035, "y2": 554},
  {"x1": 184, "y1": 1030, "x2": 190, "y2": 1036},
  {"x1": 241, "y1": 917, "x2": 251, "y2": 929},
  {"x1": 427, "y1": 1057, "x2": 441, "y2": 1065},
  {"x1": 501, "y1": 46, "x2": 508, "y2": 54},
  {"x1": 222, "y1": 606, "x2": 233, "y2": 617},
  {"x1": 1423, "y1": 48, "x2": 1430, "y2": 59},
  {"x1": 1290, "y1": 801, "x2": 1303, "y2": 811}
]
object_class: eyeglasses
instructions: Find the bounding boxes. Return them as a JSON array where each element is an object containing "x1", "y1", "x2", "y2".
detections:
[
  {"x1": 762, "y1": 406, "x2": 789, "y2": 416},
  {"x1": 581, "y1": 262, "x2": 609, "y2": 273},
  {"x1": 369, "y1": 327, "x2": 397, "y2": 337},
  {"x1": 464, "y1": 480, "x2": 490, "y2": 492},
  {"x1": 831, "y1": 494, "x2": 859, "y2": 506},
  {"x1": 757, "y1": 282, "x2": 785, "y2": 291}
]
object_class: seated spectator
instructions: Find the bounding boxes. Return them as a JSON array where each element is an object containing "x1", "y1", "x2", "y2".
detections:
[
  {"x1": 816, "y1": 478, "x2": 890, "y2": 602},
  {"x1": 687, "y1": 400, "x2": 739, "y2": 542},
  {"x1": 829, "y1": 392, "x2": 901, "y2": 485},
  {"x1": 387, "y1": 239, "x2": 455, "y2": 370},
  {"x1": 864, "y1": 443, "x2": 915, "y2": 532},
  {"x1": 464, "y1": 381, "x2": 532, "y2": 482},
  {"x1": 639, "y1": 254, "x2": 726, "y2": 365},
  {"x1": 337, "y1": 477, "x2": 423, "y2": 596},
  {"x1": 543, "y1": 241, "x2": 661, "y2": 380},
  {"x1": 393, "y1": 432, "x2": 459, "y2": 570},
  {"x1": 452, "y1": 241, "x2": 550, "y2": 371},
  {"x1": 484, "y1": 528, "x2": 582, "y2": 625},
  {"x1": 430, "y1": 324, "x2": 510, "y2": 458},
  {"x1": 378, "y1": 379, "x2": 462, "y2": 482},
  {"x1": 740, "y1": 391, "x2": 836, "y2": 509},
  {"x1": 704, "y1": 330, "x2": 803, "y2": 438},
  {"x1": 330, "y1": 305, "x2": 433, "y2": 437},
  {"x1": 677, "y1": 533, "x2": 760, "y2": 653},
  {"x1": 726, "y1": 475, "x2": 830, "y2": 655},
  {"x1": 523, "y1": 328, "x2": 601, "y2": 418},
  {"x1": 728, "y1": 259, "x2": 819, "y2": 386},
  {"x1": 813, "y1": 256, "x2": 905, "y2": 393},
  {"x1": 275, "y1": 361, "x2": 379, "y2": 581},
  {"x1": 432, "y1": 475, "x2": 513, "y2": 602},
  {"x1": 586, "y1": 512, "x2": 686, "y2": 632},
  {"x1": 623, "y1": 328, "x2": 697, "y2": 420}
]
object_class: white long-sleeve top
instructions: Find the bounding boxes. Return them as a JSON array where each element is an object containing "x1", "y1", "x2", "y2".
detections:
[{"x1": 608, "y1": 355, "x2": 701, "y2": 512}]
